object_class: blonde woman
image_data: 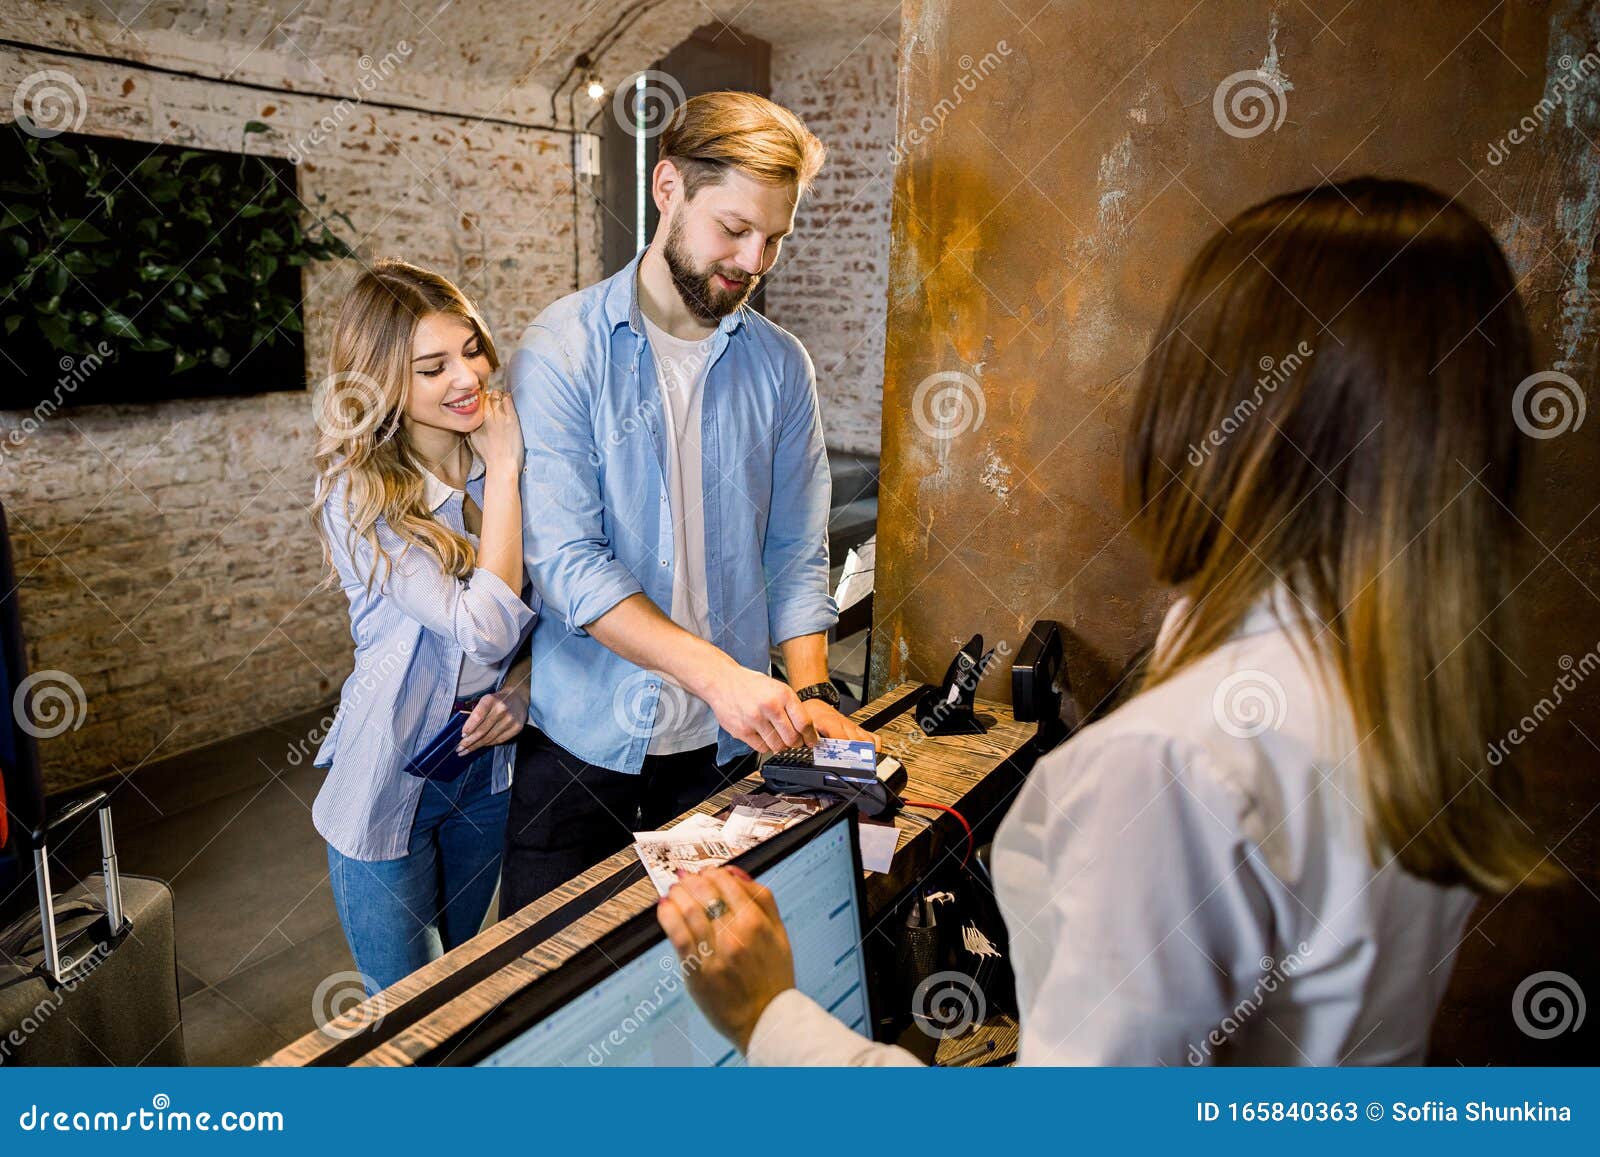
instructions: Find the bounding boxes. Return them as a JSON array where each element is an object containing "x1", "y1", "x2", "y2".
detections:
[
  {"x1": 659, "y1": 178, "x2": 1554, "y2": 1065},
  {"x1": 310, "y1": 260, "x2": 535, "y2": 995}
]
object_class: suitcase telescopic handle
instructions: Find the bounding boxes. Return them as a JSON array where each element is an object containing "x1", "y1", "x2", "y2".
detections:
[{"x1": 27, "y1": 791, "x2": 128, "y2": 986}]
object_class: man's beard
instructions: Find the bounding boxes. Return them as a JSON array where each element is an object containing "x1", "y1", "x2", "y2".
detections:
[{"x1": 662, "y1": 216, "x2": 758, "y2": 323}]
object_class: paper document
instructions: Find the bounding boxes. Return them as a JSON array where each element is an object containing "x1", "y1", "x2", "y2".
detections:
[
  {"x1": 632, "y1": 794, "x2": 902, "y2": 892},
  {"x1": 633, "y1": 797, "x2": 825, "y2": 896},
  {"x1": 858, "y1": 820, "x2": 899, "y2": 873},
  {"x1": 833, "y1": 536, "x2": 876, "y2": 614},
  {"x1": 632, "y1": 814, "x2": 734, "y2": 896}
]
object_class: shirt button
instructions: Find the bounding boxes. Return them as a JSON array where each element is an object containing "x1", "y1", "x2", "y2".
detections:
[{"x1": 660, "y1": 559, "x2": 668, "y2": 567}]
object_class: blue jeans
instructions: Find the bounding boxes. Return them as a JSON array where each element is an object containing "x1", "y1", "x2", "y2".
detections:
[{"x1": 327, "y1": 749, "x2": 509, "y2": 995}]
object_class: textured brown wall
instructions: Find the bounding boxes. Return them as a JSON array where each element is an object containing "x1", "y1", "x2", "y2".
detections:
[{"x1": 875, "y1": 0, "x2": 1599, "y2": 1063}]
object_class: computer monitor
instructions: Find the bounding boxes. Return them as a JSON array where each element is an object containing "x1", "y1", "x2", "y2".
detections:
[{"x1": 441, "y1": 804, "x2": 872, "y2": 1067}]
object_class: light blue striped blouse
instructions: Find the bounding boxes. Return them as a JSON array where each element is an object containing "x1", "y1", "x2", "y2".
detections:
[{"x1": 312, "y1": 455, "x2": 538, "y2": 861}]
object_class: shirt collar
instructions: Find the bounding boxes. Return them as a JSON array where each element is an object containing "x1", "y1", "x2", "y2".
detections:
[
  {"x1": 1154, "y1": 580, "x2": 1323, "y2": 664},
  {"x1": 421, "y1": 452, "x2": 485, "y2": 513},
  {"x1": 603, "y1": 245, "x2": 748, "y2": 339}
]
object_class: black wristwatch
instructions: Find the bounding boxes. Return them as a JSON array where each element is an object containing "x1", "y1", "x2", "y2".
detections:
[{"x1": 795, "y1": 681, "x2": 841, "y2": 709}]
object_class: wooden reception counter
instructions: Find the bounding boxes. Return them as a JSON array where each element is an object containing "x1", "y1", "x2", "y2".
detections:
[{"x1": 265, "y1": 683, "x2": 1039, "y2": 1067}]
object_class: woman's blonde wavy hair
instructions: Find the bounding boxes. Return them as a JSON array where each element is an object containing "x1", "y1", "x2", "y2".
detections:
[{"x1": 310, "y1": 258, "x2": 500, "y2": 595}]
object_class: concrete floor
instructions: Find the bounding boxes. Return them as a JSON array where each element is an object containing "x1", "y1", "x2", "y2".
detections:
[{"x1": 54, "y1": 703, "x2": 360, "y2": 1065}]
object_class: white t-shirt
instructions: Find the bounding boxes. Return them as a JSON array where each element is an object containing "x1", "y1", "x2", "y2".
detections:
[{"x1": 641, "y1": 314, "x2": 720, "y2": 755}]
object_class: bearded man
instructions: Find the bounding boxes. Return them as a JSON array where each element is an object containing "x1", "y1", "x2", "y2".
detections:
[{"x1": 501, "y1": 91, "x2": 871, "y2": 915}]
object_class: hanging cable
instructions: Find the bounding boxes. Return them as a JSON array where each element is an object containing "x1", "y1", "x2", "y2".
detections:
[{"x1": 900, "y1": 798, "x2": 974, "y2": 867}]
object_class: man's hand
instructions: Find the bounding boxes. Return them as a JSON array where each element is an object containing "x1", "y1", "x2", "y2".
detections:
[
  {"x1": 657, "y1": 866, "x2": 795, "y2": 1054},
  {"x1": 457, "y1": 683, "x2": 529, "y2": 754},
  {"x1": 699, "y1": 661, "x2": 818, "y2": 753},
  {"x1": 799, "y1": 698, "x2": 873, "y2": 743}
]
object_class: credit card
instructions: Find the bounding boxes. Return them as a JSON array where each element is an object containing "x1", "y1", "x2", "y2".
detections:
[{"x1": 812, "y1": 737, "x2": 877, "y2": 772}]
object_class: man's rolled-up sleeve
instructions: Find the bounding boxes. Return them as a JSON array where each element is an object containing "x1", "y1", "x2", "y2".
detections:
[
  {"x1": 510, "y1": 322, "x2": 643, "y2": 636},
  {"x1": 763, "y1": 344, "x2": 838, "y2": 645}
]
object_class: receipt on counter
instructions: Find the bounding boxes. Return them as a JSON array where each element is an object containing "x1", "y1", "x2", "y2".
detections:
[{"x1": 858, "y1": 819, "x2": 899, "y2": 873}]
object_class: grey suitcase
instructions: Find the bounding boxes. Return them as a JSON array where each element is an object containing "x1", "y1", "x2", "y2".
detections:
[{"x1": 0, "y1": 793, "x2": 185, "y2": 1065}]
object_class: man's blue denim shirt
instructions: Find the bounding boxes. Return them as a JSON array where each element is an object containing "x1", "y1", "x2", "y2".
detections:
[{"x1": 508, "y1": 250, "x2": 838, "y2": 773}]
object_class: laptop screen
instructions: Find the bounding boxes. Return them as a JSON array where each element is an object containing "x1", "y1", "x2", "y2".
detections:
[{"x1": 472, "y1": 808, "x2": 870, "y2": 1067}]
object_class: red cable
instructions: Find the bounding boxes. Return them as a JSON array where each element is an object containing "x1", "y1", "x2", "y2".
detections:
[{"x1": 900, "y1": 798, "x2": 974, "y2": 867}]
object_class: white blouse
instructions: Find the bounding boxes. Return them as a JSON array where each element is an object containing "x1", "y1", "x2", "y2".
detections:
[{"x1": 746, "y1": 589, "x2": 1479, "y2": 1066}]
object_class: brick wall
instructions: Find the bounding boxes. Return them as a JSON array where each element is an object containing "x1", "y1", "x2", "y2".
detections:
[
  {"x1": 0, "y1": 1, "x2": 900, "y2": 793},
  {"x1": 766, "y1": 35, "x2": 898, "y2": 457},
  {"x1": 0, "y1": 10, "x2": 634, "y2": 793},
  {"x1": 0, "y1": 57, "x2": 596, "y2": 792}
]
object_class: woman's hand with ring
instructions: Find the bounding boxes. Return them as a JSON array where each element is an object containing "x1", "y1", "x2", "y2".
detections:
[{"x1": 657, "y1": 866, "x2": 796, "y2": 1054}]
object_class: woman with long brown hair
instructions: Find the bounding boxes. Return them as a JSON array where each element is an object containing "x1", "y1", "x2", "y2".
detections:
[
  {"x1": 655, "y1": 177, "x2": 1553, "y2": 1064},
  {"x1": 309, "y1": 259, "x2": 534, "y2": 995}
]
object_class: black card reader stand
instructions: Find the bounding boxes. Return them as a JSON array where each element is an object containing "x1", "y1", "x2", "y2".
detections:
[
  {"x1": 1011, "y1": 619, "x2": 1070, "y2": 755},
  {"x1": 916, "y1": 634, "x2": 997, "y2": 736}
]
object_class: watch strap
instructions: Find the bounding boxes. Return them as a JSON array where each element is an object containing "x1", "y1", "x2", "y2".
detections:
[{"x1": 795, "y1": 681, "x2": 841, "y2": 708}]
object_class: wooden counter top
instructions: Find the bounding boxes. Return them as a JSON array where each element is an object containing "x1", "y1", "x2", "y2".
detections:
[{"x1": 265, "y1": 683, "x2": 1037, "y2": 1067}]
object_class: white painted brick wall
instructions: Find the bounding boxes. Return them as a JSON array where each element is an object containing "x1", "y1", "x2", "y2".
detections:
[
  {"x1": 767, "y1": 35, "x2": 896, "y2": 457},
  {"x1": 0, "y1": 2, "x2": 895, "y2": 792},
  {"x1": 0, "y1": 35, "x2": 604, "y2": 791}
]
